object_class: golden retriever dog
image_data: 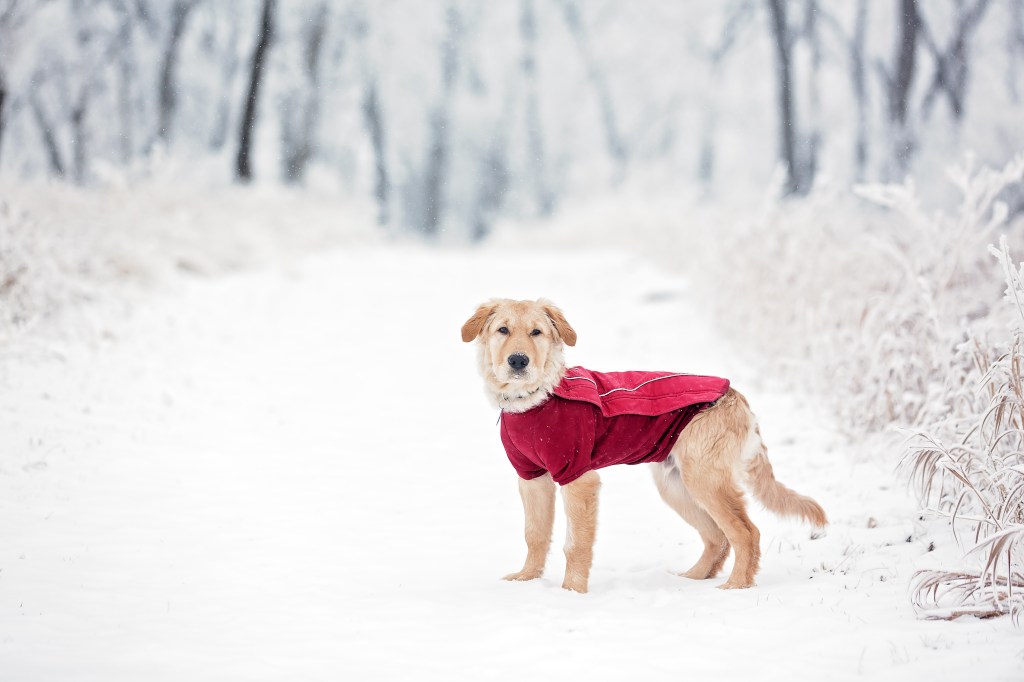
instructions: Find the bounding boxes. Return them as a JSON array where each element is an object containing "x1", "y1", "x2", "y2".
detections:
[{"x1": 462, "y1": 298, "x2": 827, "y2": 593}]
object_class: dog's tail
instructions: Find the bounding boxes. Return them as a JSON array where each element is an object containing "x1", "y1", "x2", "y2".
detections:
[{"x1": 745, "y1": 446, "x2": 827, "y2": 528}]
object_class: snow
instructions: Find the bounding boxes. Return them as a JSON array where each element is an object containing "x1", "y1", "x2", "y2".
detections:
[{"x1": 2, "y1": 246, "x2": 1023, "y2": 681}]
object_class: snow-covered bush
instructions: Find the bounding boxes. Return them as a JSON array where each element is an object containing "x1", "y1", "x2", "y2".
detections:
[
  {"x1": 695, "y1": 157, "x2": 1024, "y2": 440},
  {"x1": 903, "y1": 237, "x2": 1024, "y2": 623},
  {"x1": 0, "y1": 181, "x2": 378, "y2": 349},
  {"x1": 0, "y1": 196, "x2": 101, "y2": 344}
]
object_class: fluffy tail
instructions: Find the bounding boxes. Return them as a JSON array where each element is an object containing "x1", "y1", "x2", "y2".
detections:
[{"x1": 746, "y1": 449, "x2": 827, "y2": 527}]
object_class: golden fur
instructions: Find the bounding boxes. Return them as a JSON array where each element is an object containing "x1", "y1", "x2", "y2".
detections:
[{"x1": 462, "y1": 298, "x2": 827, "y2": 593}]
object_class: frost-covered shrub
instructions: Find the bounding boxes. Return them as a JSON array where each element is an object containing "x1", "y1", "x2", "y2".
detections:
[
  {"x1": 904, "y1": 237, "x2": 1024, "y2": 623},
  {"x1": 0, "y1": 181, "x2": 378, "y2": 349},
  {"x1": 696, "y1": 157, "x2": 1024, "y2": 439},
  {"x1": 0, "y1": 197, "x2": 99, "y2": 343}
]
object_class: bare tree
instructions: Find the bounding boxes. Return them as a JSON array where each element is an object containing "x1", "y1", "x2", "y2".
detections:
[
  {"x1": 0, "y1": 68, "x2": 7, "y2": 165},
  {"x1": 362, "y1": 81, "x2": 389, "y2": 225},
  {"x1": 918, "y1": 0, "x2": 993, "y2": 121},
  {"x1": 849, "y1": 0, "x2": 869, "y2": 180},
  {"x1": 421, "y1": 2, "x2": 460, "y2": 236},
  {"x1": 876, "y1": 0, "x2": 920, "y2": 177},
  {"x1": 28, "y1": 80, "x2": 65, "y2": 176},
  {"x1": 820, "y1": 0, "x2": 870, "y2": 180},
  {"x1": 70, "y1": 90, "x2": 87, "y2": 182},
  {"x1": 1, "y1": 0, "x2": 53, "y2": 166},
  {"x1": 350, "y1": 3, "x2": 389, "y2": 226},
  {"x1": 208, "y1": 0, "x2": 241, "y2": 151},
  {"x1": 766, "y1": 0, "x2": 811, "y2": 195},
  {"x1": 1008, "y1": 0, "x2": 1024, "y2": 102},
  {"x1": 558, "y1": 0, "x2": 627, "y2": 181},
  {"x1": 281, "y1": 1, "x2": 328, "y2": 183},
  {"x1": 803, "y1": 0, "x2": 822, "y2": 186},
  {"x1": 107, "y1": 0, "x2": 137, "y2": 164},
  {"x1": 0, "y1": 0, "x2": 22, "y2": 162},
  {"x1": 235, "y1": 0, "x2": 275, "y2": 182},
  {"x1": 697, "y1": 1, "x2": 754, "y2": 188},
  {"x1": 68, "y1": 0, "x2": 101, "y2": 183},
  {"x1": 471, "y1": 123, "x2": 509, "y2": 242},
  {"x1": 520, "y1": 0, "x2": 553, "y2": 215},
  {"x1": 155, "y1": 0, "x2": 198, "y2": 145}
]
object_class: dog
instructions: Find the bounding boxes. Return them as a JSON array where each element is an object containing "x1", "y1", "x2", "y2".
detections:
[{"x1": 461, "y1": 298, "x2": 827, "y2": 593}]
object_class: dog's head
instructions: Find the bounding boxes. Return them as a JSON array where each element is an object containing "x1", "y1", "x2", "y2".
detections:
[{"x1": 461, "y1": 298, "x2": 576, "y2": 412}]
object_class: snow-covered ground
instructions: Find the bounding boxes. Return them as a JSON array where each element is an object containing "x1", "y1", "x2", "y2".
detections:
[{"x1": 1, "y1": 247, "x2": 1022, "y2": 681}]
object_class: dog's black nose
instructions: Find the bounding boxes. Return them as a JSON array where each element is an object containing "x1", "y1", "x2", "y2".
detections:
[{"x1": 508, "y1": 353, "x2": 530, "y2": 370}]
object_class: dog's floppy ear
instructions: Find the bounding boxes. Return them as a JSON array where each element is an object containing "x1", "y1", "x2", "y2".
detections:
[
  {"x1": 461, "y1": 302, "x2": 497, "y2": 342},
  {"x1": 541, "y1": 300, "x2": 577, "y2": 347}
]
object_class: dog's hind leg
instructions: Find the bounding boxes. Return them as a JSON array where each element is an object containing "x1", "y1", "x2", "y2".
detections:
[
  {"x1": 685, "y1": 479, "x2": 760, "y2": 589},
  {"x1": 672, "y1": 391, "x2": 761, "y2": 589},
  {"x1": 651, "y1": 462, "x2": 730, "y2": 579},
  {"x1": 504, "y1": 473, "x2": 556, "y2": 582},
  {"x1": 561, "y1": 470, "x2": 601, "y2": 593}
]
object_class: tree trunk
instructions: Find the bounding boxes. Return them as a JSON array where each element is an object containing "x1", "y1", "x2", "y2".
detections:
[
  {"x1": 803, "y1": 0, "x2": 821, "y2": 189},
  {"x1": 362, "y1": 80, "x2": 389, "y2": 225},
  {"x1": 70, "y1": 95, "x2": 88, "y2": 183},
  {"x1": 559, "y1": 0, "x2": 627, "y2": 181},
  {"x1": 766, "y1": 0, "x2": 804, "y2": 195},
  {"x1": 889, "y1": 0, "x2": 918, "y2": 174},
  {"x1": 236, "y1": 0, "x2": 276, "y2": 183},
  {"x1": 919, "y1": 0, "x2": 992, "y2": 121},
  {"x1": 115, "y1": 6, "x2": 135, "y2": 164},
  {"x1": 699, "y1": 2, "x2": 752, "y2": 189},
  {"x1": 209, "y1": 9, "x2": 241, "y2": 151},
  {"x1": 1008, "y1": 0, "x2": 1024, "y2": 102},
  {"x1": 282, "y1": 2, "x2": 327, "y2": 183},
  {"x1": 0, "y1": 73, "x2": 6, "y2": 165},
  {"x1": 156, "y1": 0, "x2": 196, "y2": 144},
  {"x1": 421, "y1": 3, "x2": 459, "y2": 236},
  {"x1": 850, "y1": 0, "x2": 869, "y2": 180},
  {"x1": 29, "y1": 89, "x2": 65, "y2": 177},
  {"x1": 471, "y1": 129, "x2": 509, "y2": 242},
  {"x1": 352, "y1": 4, "x2": 390, "y2": 226},
  {"x1": 521, "y1": 0, "x2": 553, "y2": 215}
]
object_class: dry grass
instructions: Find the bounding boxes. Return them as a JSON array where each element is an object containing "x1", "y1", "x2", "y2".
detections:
[{"x1": 903, "y1": 237, "x2": 1024, "y2": 624}]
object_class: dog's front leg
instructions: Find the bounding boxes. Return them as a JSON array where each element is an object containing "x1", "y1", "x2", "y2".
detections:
[
  {"x1": 561, "y1": 471, "x2": 601, "y2": 593},
  {"x1": 503, "y1": 473, "x2": 556, "y2": 582}
]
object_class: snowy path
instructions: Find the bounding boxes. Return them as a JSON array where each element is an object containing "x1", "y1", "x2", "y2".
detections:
[{"x1": 1, "y1": 248, "x2": 1021, "y2": 681}]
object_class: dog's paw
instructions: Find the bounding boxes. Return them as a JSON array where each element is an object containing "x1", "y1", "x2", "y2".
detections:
[
  {"x1": 502, "y1": 569, "x2": 542, "y2": 581},
  {"x1": 717, "y1": 581, "x2": 754, "y2": 590},
  {"x1": 680, "y1": 568, "x2": 714, "y2": 580},
  {"x1": 561, "y1": 577, "x2": 589, "y2": 593}
]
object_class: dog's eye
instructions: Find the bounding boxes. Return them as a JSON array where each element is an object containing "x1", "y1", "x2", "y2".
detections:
[
  {"x1": 530, "y1": 329, "x2": 542, "y2": 336},
  {"x1": 497, "y1": 326, "x2": 509, "y2": 335}
]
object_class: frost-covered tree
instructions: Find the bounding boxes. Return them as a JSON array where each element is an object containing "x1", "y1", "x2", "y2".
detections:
[
  {"x1": 155, "y1": 0, "x2": 199, "y2": 145},
  {"x1": 766, "y1": 0, "x2": 813, "y2": 195},
  {"x1": 280, "y1": 1, "x2": 329, "y2": 184},
  {"x1": 349, "y1": 1, "x2": 389, "y2": 225},
  {"x1": 918, "y1": 0, "x2": 993, "y2": 122},
  {"x1": 878, "y1": 0, "x2": 920, "y2": 178},
  {"x1": 0, "y1": 0, "x2": 1021, "y2": 224},
  {"x1": 420, "y1": 1, "x2": 460, "y2": 236},
  {"x1": 236, "y1": 0, "x2": 275, "y2": 182}
]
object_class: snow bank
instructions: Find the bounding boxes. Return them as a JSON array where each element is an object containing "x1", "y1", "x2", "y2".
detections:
[{"x1": 0, "y1": 180, "x2": 379, "y2": 349}]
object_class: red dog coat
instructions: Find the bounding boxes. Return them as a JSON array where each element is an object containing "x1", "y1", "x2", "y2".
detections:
[{"x1": 499, "y1": 367, "x2": 730, "y2": 485}]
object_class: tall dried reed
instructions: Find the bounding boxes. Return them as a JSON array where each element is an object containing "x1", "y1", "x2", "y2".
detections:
[{"x1": 903, "y1": 237, "x2": 1024, "y2": 623}]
